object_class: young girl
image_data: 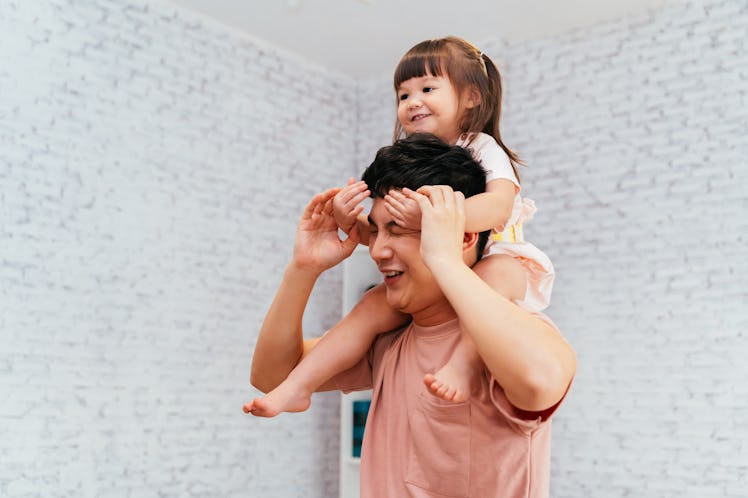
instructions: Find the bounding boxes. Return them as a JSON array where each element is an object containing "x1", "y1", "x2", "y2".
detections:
[{"x1": 244, "y1": 36, "x2": 554, "y2": 416}]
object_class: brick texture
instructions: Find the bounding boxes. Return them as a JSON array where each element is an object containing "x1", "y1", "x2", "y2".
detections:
[
  {"x1": 3, "y1": 0, "x2": 747, "y2": 497},
  {"x1": 1, "y1": 0, "x2": 351, "y2": 496}
]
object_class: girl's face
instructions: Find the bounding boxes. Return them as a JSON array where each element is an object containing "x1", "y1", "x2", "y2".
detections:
[{"x1": 396, "y1": 73, "x2": 466, "y2": 145}]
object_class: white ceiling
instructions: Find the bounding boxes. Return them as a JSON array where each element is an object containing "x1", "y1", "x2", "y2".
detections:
[{"x1": 164, "y1": 0, "x2": 679, "y2": 79}]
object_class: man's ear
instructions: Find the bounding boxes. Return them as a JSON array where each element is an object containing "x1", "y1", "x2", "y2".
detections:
[
  {"x1": 462, "y1": 232, "x2": 480, "y2": 264},
  {"x1": 465, "y1": 85, "x2": 481, "y2": 109}
]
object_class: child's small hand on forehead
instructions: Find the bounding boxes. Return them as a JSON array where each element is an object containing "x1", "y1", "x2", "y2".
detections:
[
  {"x1": 333, "y1": 178, "x2": 369, "y2": 234},
  {"x1": 384, "y1": 187, "x2": 422, "y2": 230}
]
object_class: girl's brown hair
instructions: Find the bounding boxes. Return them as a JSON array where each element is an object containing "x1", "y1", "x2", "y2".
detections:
[{"x1": 393, "y1": 36, "x2": 522, "y2": 180}]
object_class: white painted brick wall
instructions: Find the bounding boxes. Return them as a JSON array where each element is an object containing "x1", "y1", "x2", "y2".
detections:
[{"x1": 1, "y1": 0, "x2": 353, "y2": 496}]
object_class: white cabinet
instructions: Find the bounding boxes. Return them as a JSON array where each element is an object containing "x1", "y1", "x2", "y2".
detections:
[{"x1": 339, "y1": 247, "x2": 379, "y2": 498}]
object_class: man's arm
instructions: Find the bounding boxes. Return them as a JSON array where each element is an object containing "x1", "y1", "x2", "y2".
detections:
[
  {"x1": 250, "y1": 188, "x2": 360, "y2": 393},
  {"x1": 410, "y1": 186, "x2": 576, "y2": 413},
  {"x1": 250, "y1": 262, "x2": 323, "y2": 392}
]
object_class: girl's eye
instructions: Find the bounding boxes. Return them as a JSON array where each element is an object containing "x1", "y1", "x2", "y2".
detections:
[
  {"x1": 423, "y1": 87, "x2": 433, "y2": 93},
  {"x1": 399, "y1": 93, "x2": 408, "y2": 101}
]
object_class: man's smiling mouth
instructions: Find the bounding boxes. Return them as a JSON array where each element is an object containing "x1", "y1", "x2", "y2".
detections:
[{"x1": 382, "y1": 270, "x2": 404, "y2": 283}]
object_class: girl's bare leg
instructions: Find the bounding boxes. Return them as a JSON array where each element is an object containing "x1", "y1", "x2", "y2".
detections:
[
  {"x1": 245, "y1": 284, "x2": 407, "y2": 417},
  {"x1": 423, "y1": 254, "x2": 527, "y2": 402}
]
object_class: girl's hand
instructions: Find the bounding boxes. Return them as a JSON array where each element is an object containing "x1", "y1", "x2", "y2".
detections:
[
  {"x1": 385, "y1": 187, "x2": 421, "y2": 230},
  {"x1": 333, "y1": 178, "x2": 369, "y2": 234},
  {"x1": 404, "y1": 185, "x2": 466, "y2": 270}
]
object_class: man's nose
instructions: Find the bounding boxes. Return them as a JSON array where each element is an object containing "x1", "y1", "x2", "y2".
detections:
[{"x1": 369, "y1": 233, "x2": 392, "y2": 262}]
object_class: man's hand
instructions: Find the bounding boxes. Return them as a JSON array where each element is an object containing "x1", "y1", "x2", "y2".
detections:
[
  {"x1": 404, "y1": 185, "x2": 467, "y2": 270},
  {"x1": 384, "y1": 187, "x2": 422, "y2": 230},
  {"x1": 332, "y1": 178, "x2": 369, "y2": 234},
  {"x1": 293, "y1": 187, "x2": 361, "y2": 273}
]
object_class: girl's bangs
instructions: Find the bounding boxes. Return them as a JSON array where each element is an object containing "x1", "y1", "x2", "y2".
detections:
[{"x1": 394, "y1": 52, "x2": 446, "y2": 87}]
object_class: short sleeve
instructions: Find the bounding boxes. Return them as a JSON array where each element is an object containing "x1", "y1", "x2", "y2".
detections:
[
  {"x1": 488, "y1": 376, "x2": 545, "y2": 434},
  {"x1": 334, "y1": 354, "x2": 373, "y2": 393},
  {"x1": 459, "y1": 133, "x2": 520, "y2": 189},
  {"x1": 333, "y1": 327, "x2": 404, "y2": 394},
  {"x1": 486, "y1": 311, "x2": 572, "y2": 433}
]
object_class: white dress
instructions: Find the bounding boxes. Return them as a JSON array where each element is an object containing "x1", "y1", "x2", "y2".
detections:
[{"x1": 456, "y1": 133, "x2": 555, "y2": 312}]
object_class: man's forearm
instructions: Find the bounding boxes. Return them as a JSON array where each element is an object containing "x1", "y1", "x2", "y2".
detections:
[
  {"x1": 250, "y1": 262, "x2": 322, "y2": 392},
  {"x1": 431, "y1": 259, "x2": 576, "y2": 412}
]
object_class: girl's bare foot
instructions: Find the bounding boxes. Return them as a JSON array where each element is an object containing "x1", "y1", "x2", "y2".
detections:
[
  {"x1": 423, "y1": 363, "x2": 472, "y2": 403},
  {"x1": 242, "y1": 380, "x2": 312, "y2": 417}
]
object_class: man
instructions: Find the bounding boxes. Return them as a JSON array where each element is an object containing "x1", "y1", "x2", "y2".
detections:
[{"x1": 248, "y1": 134, "x2": 576, "y2": 497}]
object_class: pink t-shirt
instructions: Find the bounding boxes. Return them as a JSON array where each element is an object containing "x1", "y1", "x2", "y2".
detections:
[{"x1": 335, "y1": 318, "x2": 563, "y2": 498}]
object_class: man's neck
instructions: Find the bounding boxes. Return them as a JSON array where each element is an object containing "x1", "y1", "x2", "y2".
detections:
[{"x1": 410, "y1": 300, "x2": 458, "y2": 327}]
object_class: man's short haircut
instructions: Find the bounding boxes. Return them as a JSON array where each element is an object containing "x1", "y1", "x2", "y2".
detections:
[{"x1": 362, "y1": 133, "x2": 490, "y2": 258}]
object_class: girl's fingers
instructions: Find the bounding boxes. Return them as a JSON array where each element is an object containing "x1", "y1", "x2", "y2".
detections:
[
  {"x1": 389, "y1": 189, "x2": 405, "y2": 200},
  {"x1": 339, "y1": 182, "x2": 369, "y2": 205},
  {"x1": 343, "y1": 180, "x2": 367, "y2": 192},
  {"x1": 384, "y1": 204, "x2": 406, "y2": 226},
  {"x1": 384, "y1": 194, "x2": 405, "y2": 212},
  {"x1": 387, "y1": 189, "x2": 418, "y2": 210},
  {"x1": 384, "y1": 203, "x2": 405, "y2": 223},
  {"x1": 351, "y1": 189, "x2": 370, "y2": 204}
]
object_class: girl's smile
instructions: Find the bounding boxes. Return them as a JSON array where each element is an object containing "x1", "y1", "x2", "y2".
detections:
[{"x1": 396, "y1": 74, "x2": 463, "y2": 144}]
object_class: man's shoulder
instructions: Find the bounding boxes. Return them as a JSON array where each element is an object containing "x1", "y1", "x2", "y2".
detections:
[
  {"x1": 368, "y1": 322, "x2": 411, "y2": 360},
  {"x1": 372, "y1": 323, "x2": 410, "y2": 346}
]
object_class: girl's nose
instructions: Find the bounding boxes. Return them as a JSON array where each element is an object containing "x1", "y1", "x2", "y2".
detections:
[{"x1": 408, "y1": 97, "x2": 422, "y2": 109}]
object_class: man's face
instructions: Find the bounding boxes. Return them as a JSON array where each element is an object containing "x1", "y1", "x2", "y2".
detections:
[{"x1": 367, "y1": 196, "x2": 447, "y2": 319}]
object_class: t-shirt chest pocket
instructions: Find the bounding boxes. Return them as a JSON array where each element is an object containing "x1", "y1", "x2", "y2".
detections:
[{"x1": 405, "y1": 393, "x2": 471, "y2": 497}]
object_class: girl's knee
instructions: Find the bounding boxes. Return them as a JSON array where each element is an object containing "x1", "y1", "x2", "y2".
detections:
[{"x1": 472, "y1": 255, "x2": 527, "y2": 301}]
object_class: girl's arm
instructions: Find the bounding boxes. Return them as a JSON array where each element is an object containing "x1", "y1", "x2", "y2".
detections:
[
  {"x1": 463, "y1": 178, "x2": 516, "y2": 232},
  {"x1": 385, "y1": 178, "x2": 516, "y2": 233}
]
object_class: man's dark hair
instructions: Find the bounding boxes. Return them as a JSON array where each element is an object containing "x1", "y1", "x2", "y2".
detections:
[{"x1": 362, "y1": 133, "x2": 490, "y2": 258}]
